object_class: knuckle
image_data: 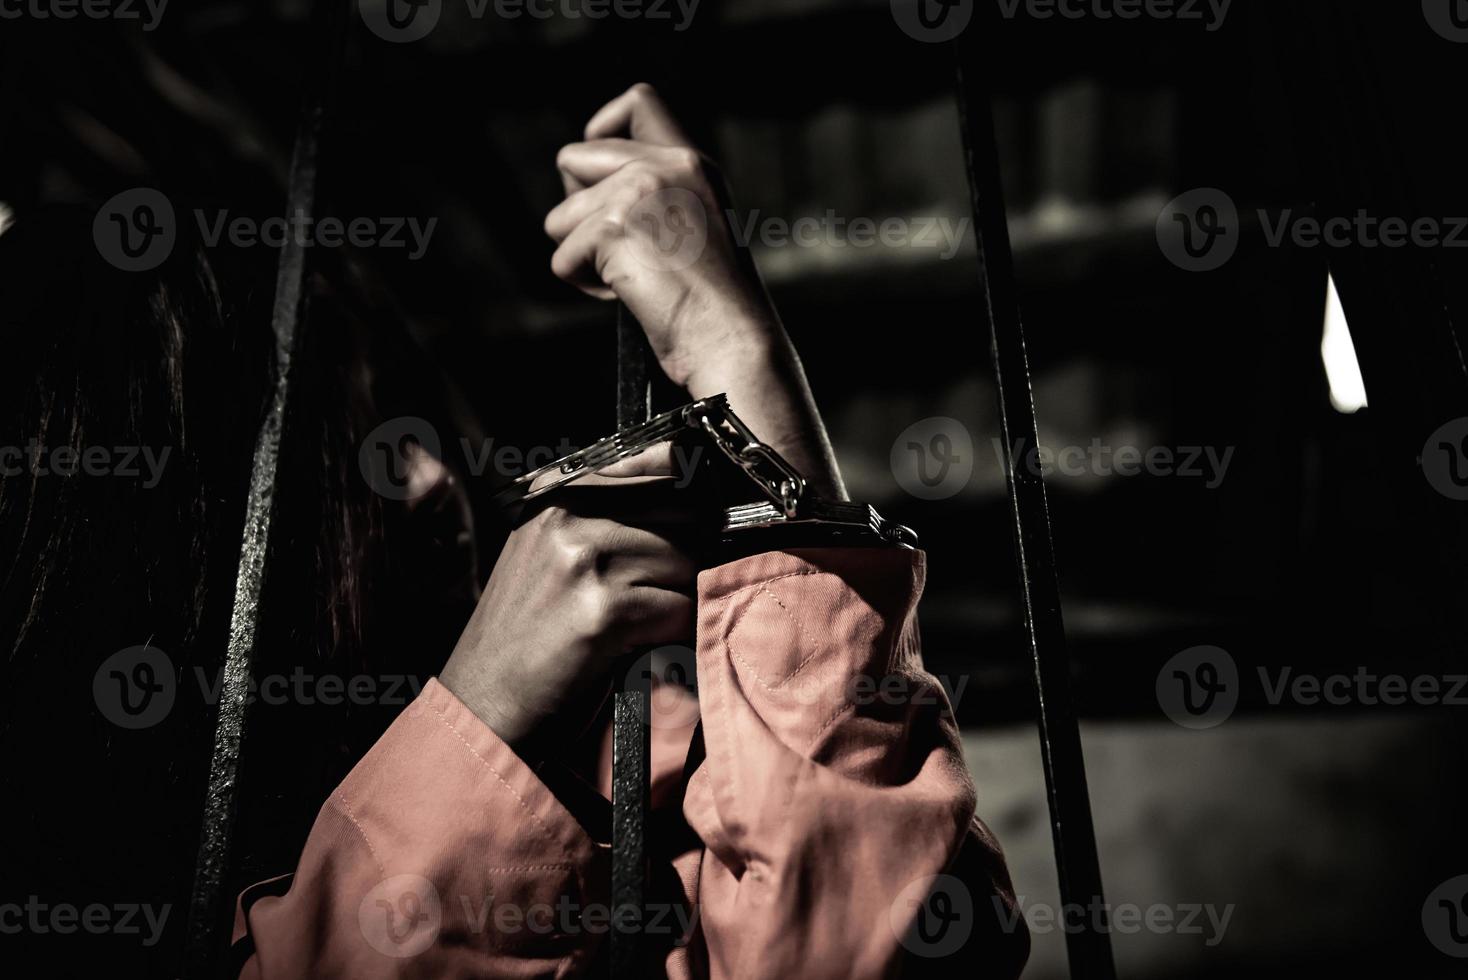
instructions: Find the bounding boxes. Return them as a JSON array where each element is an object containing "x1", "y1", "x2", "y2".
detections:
[
  {"x1": 558, "y1": 536, "x2": 600, "y2": 579},
  {"x1": 621, "y1": 163, "x2": 664, "y2": 199},
  {"x1": 533, "y1": 501, "x2": 571, "y2": 529},
  {"x1": 554, "y1": 144, "x2": 578, "y2": 173},
  {"x1": 593, "y1": 247, "x2": 617, "y2": 286},
  {"x1": 597, "y1": 209, "x2": 630, "y2": 238},
  {"x1": 581, "y1": 584, "x2": 620, "y2": 636},
  {"x1": 627, "y1": 82, "x2": 659, "y2": 104},
  {"x1": 542, "y1": 514, "x2": 597, "y2": 569},
  {"x1": 549, "y1": 245, "x2": 574, "y2": 280},
  {"x1": 667, "y1": 147, "x2": 703, "y2": 177}
]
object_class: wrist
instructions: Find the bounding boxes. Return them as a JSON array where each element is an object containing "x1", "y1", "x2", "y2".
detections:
[
  {"x1": 438, "y1": 655, "x2": 537, "y2": 756},
  {"x1": 679, "y1": 325, "x2": 789, "y2": 403},
  {"x1": 683, "y1": 331, "x2": 849, "y2": 502},
  {"x1": 656, "y1": 287, "x2": 785, "y2": 391}
]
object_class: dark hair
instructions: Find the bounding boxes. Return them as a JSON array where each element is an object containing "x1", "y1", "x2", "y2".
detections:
[
  {"x1": 0, "y1": 207, "x2": 250, "y2": 677},
  {"x1": 0, "y1": 207, "x2": 401, "y2": 690},
  {"x1": 0, "y1": 205, "x2": 262, "y2": 973},
  {"x1": 0, "y1": 203, "x2": 442, "y2": 969}
]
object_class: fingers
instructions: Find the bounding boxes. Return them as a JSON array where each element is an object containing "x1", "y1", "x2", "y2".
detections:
[
  {"x1": 555, "y1": 139, "x2": 649, "y2": 197},
  {"x1": 615, "y1": 586, "x2": 696, "y2": 651},
  {"x1": 547, "y1": 477, "x2": 706, "y2": 527},
  {"x1": 522, "y1": 443, "x2": 707, "y2": 530},
  {"x1": 584, "y1": 83, "x2": 692, "y2": 147},
  {"x1": 523, "y1": 447, "x2": 705, "y2": 530},
  {"x1": 544, "y1": 184, "x2": 606, "y2": 243},
  {"x1": 548, "y1": 146, "x2": 713, "y2": 299},
  {"x1": 558, "y1": 80, "x2": 695, "y2": 195},
  {"x1": 551, "y1": 142, "x2": 705, "y2": 229},
  {"x1": 595, "y1": 442, "x2": 678, "y2": 479},
  {"x1": 600, "y1": 523, "x2": 697, "y2": 588},
  {"x1": 549, "y1": 207, "x2": 620, "y2": 298},
  {"x1": 522, "y1": 441, "x2": 680, "y2": 496},
  {"x1": 548, "y1": 91, "x2": 714, "y2": 302},
  {"x1": 545, "y1": 160, "x2": 658, "y2": 245}
]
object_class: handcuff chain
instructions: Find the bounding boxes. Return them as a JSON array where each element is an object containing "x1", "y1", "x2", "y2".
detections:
[{"x1": 697, "y1": 405, "x2": 805, "y2": 519}]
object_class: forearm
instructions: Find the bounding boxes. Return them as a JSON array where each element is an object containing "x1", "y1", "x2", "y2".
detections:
[
  {"x1": 545, "y1": 81, "x2": 846, "y2": 503},
  {"x1": 679, "y1": 308, "x2": 847, "y2": 503}
]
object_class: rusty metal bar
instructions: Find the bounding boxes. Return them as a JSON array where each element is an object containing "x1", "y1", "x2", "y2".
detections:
[
  {"x1": 610, "y1": 306, "x2": 653, "y2": 977},
  {"x1": 183, "y1": 2, "x2": 347, "y2": 974},
  {"x1": 952, "y1": 14, "x2": 1117, "y2": 980}
]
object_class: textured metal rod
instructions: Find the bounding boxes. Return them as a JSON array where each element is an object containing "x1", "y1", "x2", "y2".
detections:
[
  {"x1": 183, "y1": 3, "x2": 346, "y2": 975},
  {"x1": 610, "y1": 306, "x2": 652, "y2": 977},
  {"x1": 951, "y1": 20, "x2": 1117, "y2": 980}
]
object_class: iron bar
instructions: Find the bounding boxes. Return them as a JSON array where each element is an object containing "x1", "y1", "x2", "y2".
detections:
[
  {"x1": 951, "y1": 16, "x2": 1117, "y2": 980},
  {"x1": 183, "y1": 2, "x2": 347, "y2": 975},
  {"x1": 610, "y1": 305, "x2": 653, "y2": 977}
]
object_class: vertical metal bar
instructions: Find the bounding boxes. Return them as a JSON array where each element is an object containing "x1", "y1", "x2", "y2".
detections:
[
  {"x1": 951, "y1": 21, "x2": 1117, "y2": 980},
  {"x1": 617, "y1": 307, "x2": 654, "y2": 429},
  {"x1": 610, "y1": 305, "x2": 652, "y2": 977},
  {"x1": 184, "y1": 3, "x2": 347, "y2": 975},
  {"x1": 596, "y1": 14, "x2": 720, "y2": 968}
]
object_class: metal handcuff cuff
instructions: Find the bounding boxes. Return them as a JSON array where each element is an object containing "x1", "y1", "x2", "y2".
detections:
[{"x1": 493, "y1": 394, "x2": 918, "y2": 554}]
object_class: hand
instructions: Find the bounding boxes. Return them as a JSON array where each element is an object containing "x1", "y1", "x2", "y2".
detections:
[
  {"x1": 547, "y1": 83, "x2": 847, "y2": 499},
  {"x1": 545, "y1": 83, "x2": 772, "y2": 392},
  {"x1": 439, "y1": 445, "x2": 697, "y2": 758}
]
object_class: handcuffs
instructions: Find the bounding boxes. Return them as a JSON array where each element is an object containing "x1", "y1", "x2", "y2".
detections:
[{"x1": 493, "y1": 394, "x2": 918, "y2": 554}]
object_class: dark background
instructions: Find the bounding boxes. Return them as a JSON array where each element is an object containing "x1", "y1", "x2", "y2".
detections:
[{"x1": 1, "y1": 0, "x2": 1466, "y2": 976}]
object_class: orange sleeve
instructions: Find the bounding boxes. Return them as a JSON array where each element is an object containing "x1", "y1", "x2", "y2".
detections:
[
  {"x1": 233, "y1": 548, "x2": 1025, "y2": 979},
  {"x1": 671, "y1": 548, "x2": 1027, "y2": 980},
  {"x1": 233, "y1": 678, "x2": 605, "y2": 978}
]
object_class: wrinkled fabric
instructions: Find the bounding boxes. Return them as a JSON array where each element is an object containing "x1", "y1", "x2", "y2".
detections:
[{"x1": 233, "y1": 548, "x2": 1028, "y2": 978}]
